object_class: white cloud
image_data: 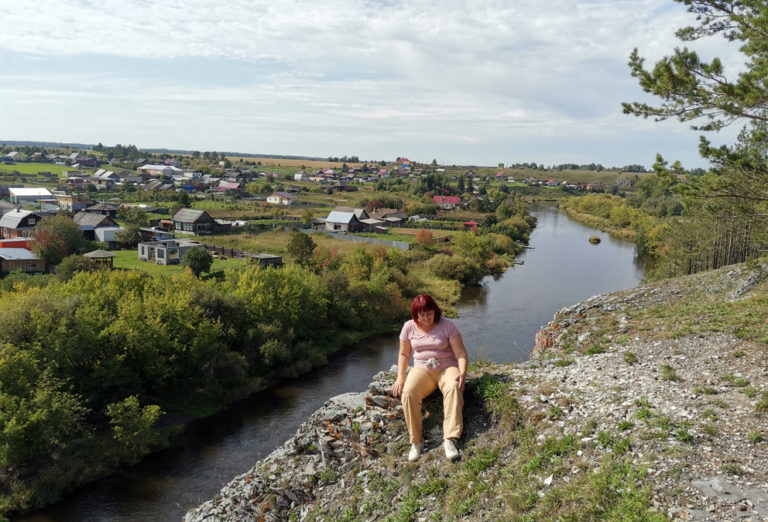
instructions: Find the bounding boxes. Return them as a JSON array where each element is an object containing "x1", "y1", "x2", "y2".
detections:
[{"x1": 0, "y1": 0, "x2": 742, "y2": 166}]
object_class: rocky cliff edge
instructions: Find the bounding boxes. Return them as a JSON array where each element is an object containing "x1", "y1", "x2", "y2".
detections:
[{"x1": 186, "y1": 261, "x2": 768, "y2": 521}]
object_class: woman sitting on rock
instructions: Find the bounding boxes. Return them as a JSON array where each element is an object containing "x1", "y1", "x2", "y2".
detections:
[{"x1": 391, "y1": 294, "x2": 468, "y2": 461}]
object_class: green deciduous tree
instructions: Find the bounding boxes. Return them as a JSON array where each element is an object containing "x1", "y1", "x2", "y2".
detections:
[
  {"x1": 115, "y1": 224, "x2": 143, "y2": 248},
  {"x1": 287, "y1": 232, "x2": 316, "y2": 266},
  {"x1": 182, "y1": 247, "x2": 213, "y2": 277},
  {"x1": 33, "y1": 215, "x2": 85, "y2": 265},
  {"x1": 177, "y1": 190, "x2": 191, "y2": 207}
]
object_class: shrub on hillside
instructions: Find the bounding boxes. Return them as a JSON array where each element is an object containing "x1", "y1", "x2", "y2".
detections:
[{"x1": 428, "y1": 254, "x2": 484, "y2": 285}]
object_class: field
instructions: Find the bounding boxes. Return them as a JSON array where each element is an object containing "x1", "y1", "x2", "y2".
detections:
[
  {"x1": 111, "y1": 249, "x2": 247, "y2": 275},
  {"x1": 226, "y1": 156, "x2": 368, "y2": 170}
]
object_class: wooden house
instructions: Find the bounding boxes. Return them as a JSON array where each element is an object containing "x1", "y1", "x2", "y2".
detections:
[
  {"x1": 0, "y1": 209, "x2": 43, "y2": 238},
  {"x1": 172, "y1": 208, "x2": 215, "y2": 235},
  {"x1": 0, "y1": 248, "x2": 45, "y2": 274}
]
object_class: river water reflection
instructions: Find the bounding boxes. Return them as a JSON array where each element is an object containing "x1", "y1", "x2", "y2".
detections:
[{"x1": 20, "y1": 205, "x2": 644, "y2": 522}]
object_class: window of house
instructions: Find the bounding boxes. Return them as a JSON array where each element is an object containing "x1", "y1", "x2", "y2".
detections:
[
  {"x1": 28, "y1": 218, "x2": 35, "y2": 225},
  {"x1": 158, "y1": 250, "x2": 165, "y2": 258}
]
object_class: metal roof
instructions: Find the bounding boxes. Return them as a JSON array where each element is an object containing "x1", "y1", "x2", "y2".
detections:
[
  {"x1": 0, "y1": 210, "x2": 39, "y2": 229},
  {"x1": 173, "y1": 208, "x2": 210, "y2": 223},
  {"x1": 0, "y1": 248, "x2": 41, "y2": 261},
  {"x1": 326, "y1": 211, "x2": 355, "y2": 224},
  {"x1": 9, "y1": 187, "x2": 52, "y2": 197}
]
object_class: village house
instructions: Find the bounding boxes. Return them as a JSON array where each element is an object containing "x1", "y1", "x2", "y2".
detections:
[
  {"x1": 0, "y1": 248, "x2": 45, "y2": 274},
  {"x1": 369, "y1": 208, "x2": 408, "y2": 227},
  {"x1": 138, "y1": 164, "x2": 184, "y2": 177},
  {"x1": 85, "y1": 201, "x2": 122, "y2": 217},
  {"x1": 138, "y1": 239, "x2": 204, "y2": 265},
  {"x1": 325, "y1": 208, "x2": 367, "y2": 233},
  {"x1": 91, "y1": 170, "x2": 120, "y2": 191},
  {"x1": 433, "y1": 195, "x2": 461, "y2": 210},
  {"x1": 266, "y1": 192, "x2": 298, "y2": 205},
  {"x1": 215, "y1": 181, "x2": 241, "y2": 194},
  {"x1": 0, "y1": 209, "x2": 44, "y2": 238},
  {"x1": 9, "y1": 187, "x2": 53, "y2": 205},
  {"x1": 57, "y1": 194, "x2": 94, "y2": 212},
  {"x1": 73, "y1": 212, "x2": 123, "y2": 244},
  {"x1": 173, "y1": 208, "x2": 215, "y2": 235}
]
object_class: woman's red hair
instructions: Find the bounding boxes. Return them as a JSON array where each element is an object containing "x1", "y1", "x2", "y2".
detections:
[{"x1": 411, "y1": 294, "x2": 442, "y2": 325}]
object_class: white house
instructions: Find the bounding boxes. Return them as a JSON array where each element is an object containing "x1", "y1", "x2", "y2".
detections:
[
  {"x1": 266, "y1": 192, "x2": 298, "y2": 205},
  {"x1": 9, "y1": 187, "x2": 53, "y2": 204},
  {"x1": 138, "y1": 164, "x2": 184, "y2": 177}
]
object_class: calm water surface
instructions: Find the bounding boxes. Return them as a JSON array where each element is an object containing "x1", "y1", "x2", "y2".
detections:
[{"x1": 19, "y1": 205, "x2": 644, "y2": 522}]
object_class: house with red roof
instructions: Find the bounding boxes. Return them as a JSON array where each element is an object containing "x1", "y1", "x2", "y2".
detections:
[{"x1": 433, "y1": 195, "x2": 461, "y2": 210}]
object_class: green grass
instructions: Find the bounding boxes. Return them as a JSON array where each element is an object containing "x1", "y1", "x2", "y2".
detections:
[
  {"x1": 0, "y1": 162, "x2": 79, "y2": 177},
  {"x1": 111, "y1": 249, "x2": 246, "y2": 275},
  {"x1": 661, "y1": 364, "x2": 679, "y2": 382},
  {"x1": 721, "y1": 374, "x2": 750, "y2": 388}
]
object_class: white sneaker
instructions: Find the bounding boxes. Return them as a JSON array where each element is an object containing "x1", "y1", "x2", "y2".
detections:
[
  {"x1": 444, "y1": 439, "x2": 459, "y2": 460},
  {"x1": 408, "y1": 442, "x2": 424, "y2": 462}
]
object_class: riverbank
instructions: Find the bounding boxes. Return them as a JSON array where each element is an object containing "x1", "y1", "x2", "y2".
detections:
[
  {"x1": 560, "y1": 205, "x2": 636, "y2": 241},
  {"x1": 185, "y1": 259, "x2": 768, "y2": 521}
]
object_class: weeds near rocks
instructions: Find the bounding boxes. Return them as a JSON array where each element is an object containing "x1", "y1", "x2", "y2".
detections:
[
  {"x1": 623, "y1": 352, "x2": 638, "y2": 365},
  {"x1": 661, "y1": 364, "x2": 679, "y2": 382},
  {"x1": 674, "y1": 428, "x2": 693, "y2": 443},
  {"x1": 618, "y1": 420, "x2": 634, "y2": 431},
  {"x1": 747, "y1": 431, "x2": 765, "y2": 444},
  {"x1": 755, "y1": 392, "x2": 768, "y2": 413},
  {"x1": 722, "y1": 463, "x2": 746, "y2": 476},
  {"x1": 635, "y1": 407, "x2": 652, "y2": 421},
  {"x1": 693, "y1": 385, "x2": 718, "y2": 395},
  {"x1": 584, "y1": 343, "x2": 606, "y2": 355},
  {"x1": 548, "y1": 405, "x2": 564, "y2": 420},
  {"x1": 721, "y1": 373, "x2": 750, "y2": 388}
]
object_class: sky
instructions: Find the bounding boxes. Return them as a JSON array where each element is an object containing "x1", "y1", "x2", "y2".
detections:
[{"x1": 0, "y1": 0, "x2": 745, "y2": 169}]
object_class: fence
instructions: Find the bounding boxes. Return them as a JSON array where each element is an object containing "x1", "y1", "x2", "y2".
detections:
[{"x1": 200, "y1": 243, "x2": 283, "y2": 266}]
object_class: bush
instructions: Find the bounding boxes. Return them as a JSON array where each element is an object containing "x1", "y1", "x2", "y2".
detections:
[
  {"x1": 182, "y1": 247, "x2": 213, "y2": 276},
  {"x1": 414, "y1": 229, "x2": 433, "y2": 247},
  {"x1": 428, "y1": 254, "x2": 484, "y2": 285}
]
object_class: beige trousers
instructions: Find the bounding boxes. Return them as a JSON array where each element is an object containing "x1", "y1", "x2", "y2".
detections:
[{"x1": 401, "y1": 366, "x2": 464, "y2": 444}]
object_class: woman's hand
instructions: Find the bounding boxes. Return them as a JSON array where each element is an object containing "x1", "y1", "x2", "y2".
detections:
[
  {"x1": 392, "y1": 375, "x2": 405, "y2": 397},
  {"x1": 455, "y1": 371, "x2": 466, "y2": 392}
]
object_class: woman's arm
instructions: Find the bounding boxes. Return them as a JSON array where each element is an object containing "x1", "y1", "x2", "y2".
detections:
[
  {"x1": 449, "y1": 334, "x2": 469, "y2": 392},
  {"x1": 391, "y1": 339, "x2": 412, "y2": 397}
]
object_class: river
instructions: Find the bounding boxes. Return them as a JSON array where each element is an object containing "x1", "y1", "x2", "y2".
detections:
[{"x1": 19, "y1": 204, "x2": 645, "y2": 522}]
